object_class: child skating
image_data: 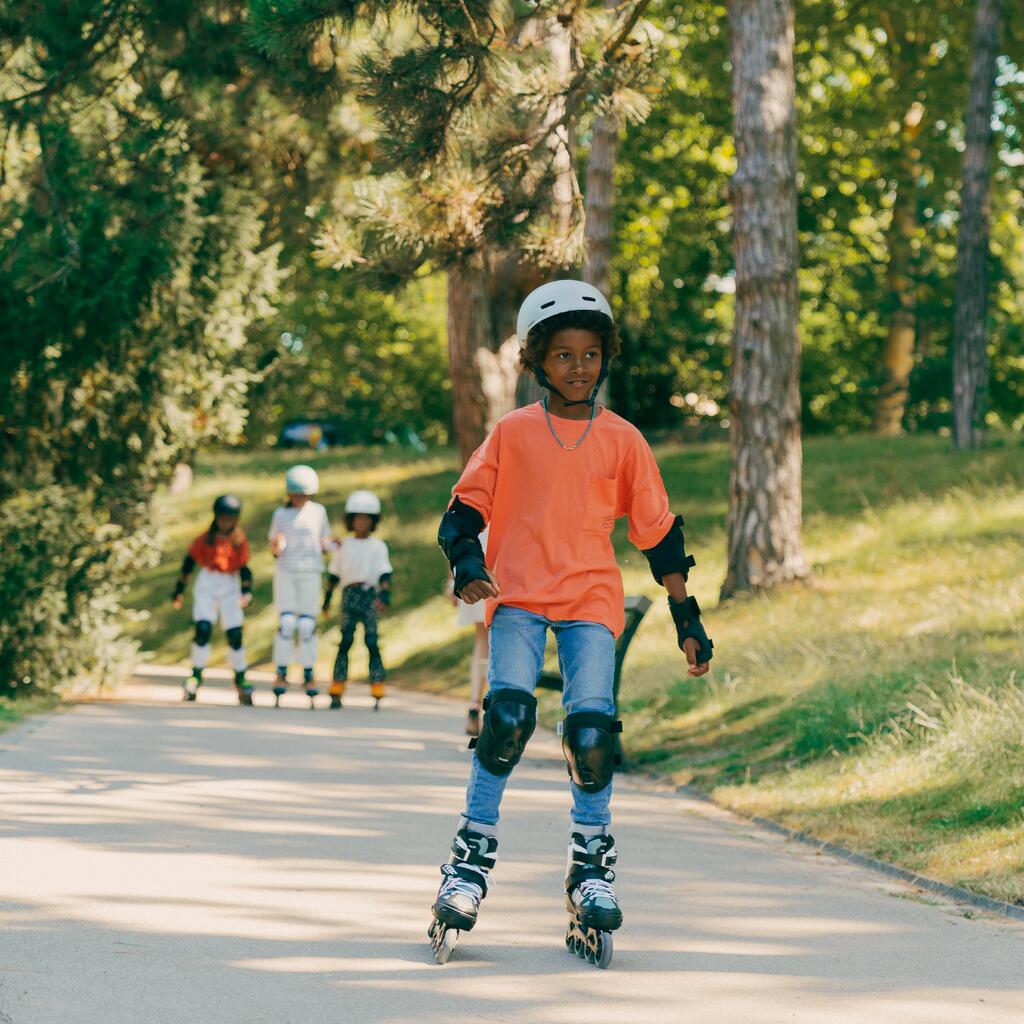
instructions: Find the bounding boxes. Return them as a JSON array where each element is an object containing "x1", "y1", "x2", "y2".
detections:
[
  {"x1": 429, "y1": 281, "x2": 713, "y2": 967},
  {"x1": 171, "y1": 495, "x2": 254, "y2": 705},
  {"x1": 268, "y1": 465, "x2": 334, "y2": 708},
  {"x1": 323, "y1": 490, "x2": 393, "y2": 710}
]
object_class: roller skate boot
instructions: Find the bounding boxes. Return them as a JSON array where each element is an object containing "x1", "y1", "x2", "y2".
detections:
[
  {"x1": 182, "y1": 670, "x2": 201, "y2": 702},
  {"x1": 564, "y1": 831, "x2": 621, "y2": 969},
  {"x1": 329, "y1": 681, "x2": 345, "y2": 710},
  {"x1": 370, "y1": 681, "x2": 385, "y2": 712},
  {"x1": 234, "y1": 672, "x2": 254, "y2": 706},
  {"x1": 429, "y1": 827, "x2": 497, "y2": 964},
  {"x1": 272, "y1": 669, "x2": 288, "y2": 707},
  {"x1": 303, "y1": 668, "x2": 319, "y2": 708}
]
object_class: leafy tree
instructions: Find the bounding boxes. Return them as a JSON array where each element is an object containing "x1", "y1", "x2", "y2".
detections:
[
  {"x1": 246, "y1": 273, "x2": 450, "y2": 445},
  {"x1": 0, "y1": 2, "x2": 286, "y2": 693},
  {"x1": 251, "y1": 0, "x2": 660, "y2": 460}
]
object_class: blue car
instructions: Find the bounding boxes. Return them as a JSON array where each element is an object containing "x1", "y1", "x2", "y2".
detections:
[{"x1": 276, "y1": 420, "x2": 344, "y2": 449}]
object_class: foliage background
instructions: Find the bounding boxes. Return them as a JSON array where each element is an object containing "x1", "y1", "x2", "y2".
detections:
[{"x1": 2, "y1": 0, "x2": 1023, "y2": 699}]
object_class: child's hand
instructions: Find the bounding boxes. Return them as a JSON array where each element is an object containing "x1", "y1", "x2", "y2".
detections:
[
  {"x1": 270, "y1": 532, "x2": 287, "y2": 557},
  {"x1": 240, "y1": 592, "x2": 253, "y2": 610},
  {"x1": 683, "y1": 636, "x2": 710, "y2": 677},
  {"x1": 171, "y1": 594, "x2": 183, "y2": 611},
  {"x1": 459, "y1": 574, "x2": 500, "y2": 605},
  {"x1": 374, "y1": 599, "x2": 387, "y2": 614}
]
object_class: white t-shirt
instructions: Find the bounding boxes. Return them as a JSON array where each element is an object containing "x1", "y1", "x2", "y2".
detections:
[
  {"x1": 269, "y1": 502, "x2": 331, "y2": 573},
  {"x1": 327, "y1": 536, "x2": 393, "y2": 588}
]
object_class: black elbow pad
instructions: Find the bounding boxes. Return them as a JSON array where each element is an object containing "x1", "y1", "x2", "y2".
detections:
[
  {"x1": 438, "y1": 498, "x2": 488, "y2": 596},
  {"x1": 642, "y1": 515, "x2": 696, "y2": 584}
]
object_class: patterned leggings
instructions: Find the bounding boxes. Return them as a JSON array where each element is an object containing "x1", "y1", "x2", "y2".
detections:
[{"x1": 332, "y1": 585, "x2": 385, "y2": 682}]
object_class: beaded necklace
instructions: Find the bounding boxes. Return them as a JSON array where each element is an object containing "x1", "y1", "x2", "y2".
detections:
[{"x1": 542, "y1": 396, "x2": 597, "y2": 451}]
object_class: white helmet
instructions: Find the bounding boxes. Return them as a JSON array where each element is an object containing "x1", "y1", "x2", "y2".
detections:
[
  {"x1": 285, "y1": 464, "x2": 319, "y2": 495},
  {"x1": 516, "y1": 280, "x2": 613, "y2": 343},
  {"x1": 345, "y1": 490, "x2": 381, "y2": 516}
]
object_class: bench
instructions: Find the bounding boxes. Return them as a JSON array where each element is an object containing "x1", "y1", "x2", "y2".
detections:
[{"x1": 535, "y1": 595, "x2": 653, "y2": 767}]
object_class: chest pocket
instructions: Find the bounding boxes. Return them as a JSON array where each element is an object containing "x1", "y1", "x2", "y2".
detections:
[{"x1": 582, "y1": 476, "x2": 618, "y2": 533}]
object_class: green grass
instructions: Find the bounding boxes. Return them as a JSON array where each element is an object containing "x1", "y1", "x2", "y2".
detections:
[
  {"x1": 128, "y1": 433, "x2": 1024, "y2": 905},
  {"x1": 0, "y1": 694, "x2": 59, "y2": 734}
]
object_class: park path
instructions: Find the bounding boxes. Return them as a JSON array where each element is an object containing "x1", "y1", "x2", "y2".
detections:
[{"x1": 1, "y1": 670, "x2": 1022, "y2": 1024}]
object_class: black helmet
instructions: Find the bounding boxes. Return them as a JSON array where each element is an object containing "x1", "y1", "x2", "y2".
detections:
[{"x1": 213, "y1": 494, "x2": 242, "y2": 517}]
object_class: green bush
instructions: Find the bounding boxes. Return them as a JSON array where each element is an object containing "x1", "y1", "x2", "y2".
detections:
[{"x1": 0, "y1": 487, "x2": 155, "y2": 698}]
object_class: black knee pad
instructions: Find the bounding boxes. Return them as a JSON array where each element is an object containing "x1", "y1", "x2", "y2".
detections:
[
  {"x1": 562, "y1": 711, "x2": 622, "y2": 793},
  {"x1": 225, "y1": 626, "x2": 243, "y2": 650},
  {"x1": 470, "y1": 689, "x2": 537, "y2": 776},
  {"x1": 193, "y1": 620, "x2": 213, "y2": 646}
]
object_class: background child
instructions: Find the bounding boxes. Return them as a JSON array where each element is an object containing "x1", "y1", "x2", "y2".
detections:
[
  {"x1": 171, "y1": 494, "x2": 254, "y2": 705},
  {"x1": 323, "y1": 490, "x2": 393, "y2": 710},
  {"x1": 448, "y1": 526, "x2": 490, "y2": 737},
  {"x1": 429, "y1": 280, "x2": 713, "y2": 967},
  {"x1": 268, "y1": 464, "x2": 333, "y2": 707}
]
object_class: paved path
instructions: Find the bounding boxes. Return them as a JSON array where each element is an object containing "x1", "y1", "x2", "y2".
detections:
[{"x1": 1, "y1": 671, "x2": 1022, "y2": 1023}]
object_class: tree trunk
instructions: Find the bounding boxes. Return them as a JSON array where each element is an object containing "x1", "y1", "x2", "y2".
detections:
[
  {"x1": 872, "y1": 102, "x2": 924, "y2": 436},
  {"x1": 547, "y1": 16, "x2": 578, "y2": 243},
  {"x1": 447, "y1": 258, "x2": 492, "y2": 464},
  {"x1": 582, "y1": 0, "x2": 619, "y2": 302},
  {"x1": 583, "y1": 110, "x2": 617, "y2": 299},
  {"x1": 721, "y1": 0, "x2": 810, "y2": 599},
  {"x1": 583, "y1": 0, "x2": 619, "y2": 408},
  {"x1": 953, "y1": 0, "x2": 1004, "y2": 450}
]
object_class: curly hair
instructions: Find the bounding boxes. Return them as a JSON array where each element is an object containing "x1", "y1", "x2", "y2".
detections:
[{"x1": 519, "y1": 310, "x2": 621, "y2": 377}]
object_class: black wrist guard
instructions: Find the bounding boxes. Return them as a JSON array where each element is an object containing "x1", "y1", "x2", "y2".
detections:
[
  {"x1": 668, "y1": 595, "x2": 713, "y2": 664},
  {"x1": 377, "y1": 588, "x2": 391, "y2": 607},
  {"x1": 642, "y1": 515, "x2": 696, "y2": 584},
  {"x1": 172, "y1": 580, "x2": 185, "y2": 601},
  {"x1": 240, "y1": 566, "x2": 253, "y2": 594},
  {"x1": 438, "y1": 497, "x2": 489, "y2": 598}
]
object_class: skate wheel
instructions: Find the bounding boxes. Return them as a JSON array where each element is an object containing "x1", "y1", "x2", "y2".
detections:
[
  {"x1": 435, "y1": 928, "x2": 457, "y2": 964},
  {"x1": 596, "y1": 931, "x2": 613, "y2": 969},
  {"x1": 429, "y1": 920, "x2": 458, "y2": 965}
]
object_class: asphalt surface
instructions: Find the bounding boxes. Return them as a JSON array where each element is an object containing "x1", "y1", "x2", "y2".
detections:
[{"x1": 1, "y1": 669, "x2": 1022, "y2": 1023}]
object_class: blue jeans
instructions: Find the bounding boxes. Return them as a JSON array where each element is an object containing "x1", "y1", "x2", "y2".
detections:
[{"x1": 463, "y1": 605, "x2": 616, "y2": 829}]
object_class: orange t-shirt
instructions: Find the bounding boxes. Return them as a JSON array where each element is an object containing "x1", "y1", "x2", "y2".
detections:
[
  {"x1": 453, "y1": 403, "x2": 675, "y2": 637},
  {"x1": 188, "y1": 531, "x2": 250, "y2": 574}
]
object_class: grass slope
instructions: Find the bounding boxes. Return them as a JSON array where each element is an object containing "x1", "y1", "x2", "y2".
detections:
[{"x1": 128, "y1": 433, "x2": 1024, "y2": 904}]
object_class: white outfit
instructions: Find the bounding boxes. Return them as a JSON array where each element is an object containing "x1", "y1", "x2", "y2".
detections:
[
  {"x1": 191, "y1": 569, "x2": 247, "y2": 672},
  {"x1": 455, "y1": 527, "x2": 490, "y2": 626},
  {"x1": 269, "y1": 503, "x2": 332, "y2": 572},
  {"x1": 269, "y1": 502, "x2": 332, "y2": 671},
  {"x1": 192, "y1": 568, "x2": 245, "y2": 630},
  {"x1": 327, "y1": 536, "x2": 393, "y2": 589}
]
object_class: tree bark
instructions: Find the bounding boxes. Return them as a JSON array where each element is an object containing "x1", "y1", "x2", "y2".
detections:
[
  {"x1": 583, "y1": 0, "x2": 620, "y2": 407},
  {"x1": 721, "y1": 0, "x2": 810, "y2": 599},
  {"x1": 447, "y1": 257, "x2": 492, "y2": 464},
  {"x1": 872, "y1": 168, "x2": 918, "y2": 435},
  {"x1": 582, "y1": 0, "x2": 620, "y2": 303},
  {"x1": 547, "y1": 16, "x2": 577, "y2": 243},
  {"x1": 953, "y1": 0, "x2": 1004, "y2": 450}
]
